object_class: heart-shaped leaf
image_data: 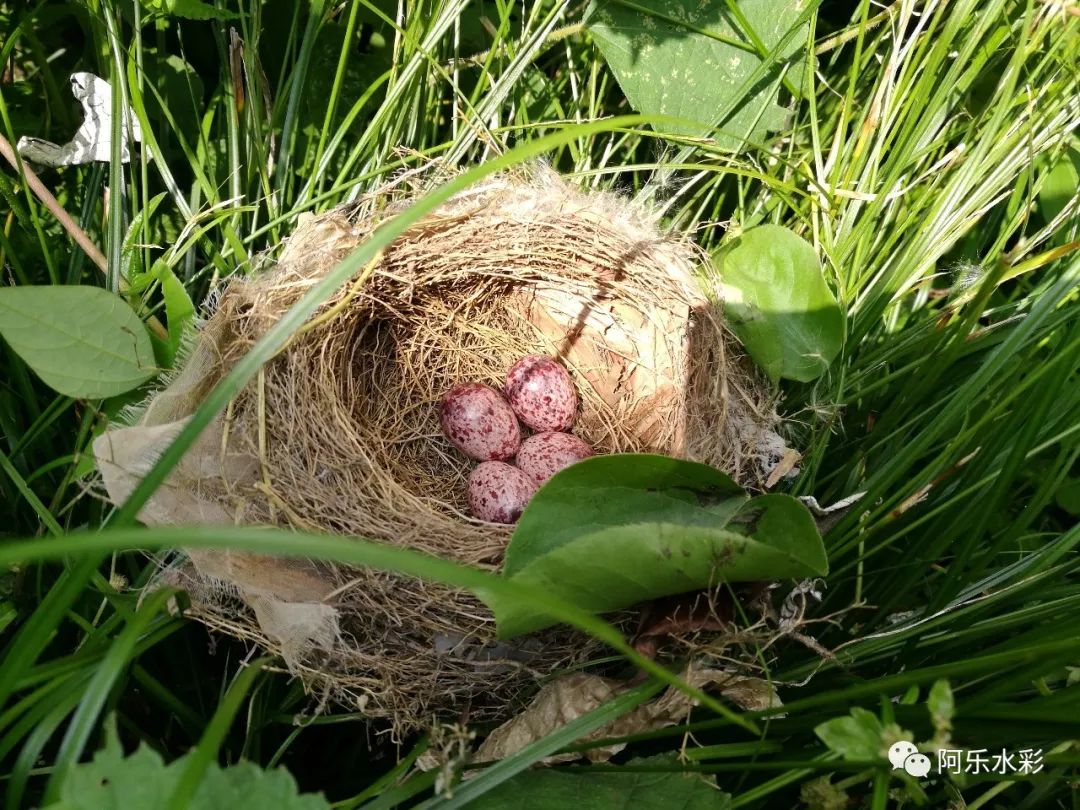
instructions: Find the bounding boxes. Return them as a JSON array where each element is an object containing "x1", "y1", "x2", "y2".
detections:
[
  {"x1": 584, "y1": 0, "x2": 807, "y2": 151},
  {"x1": 712, "y1": 224, "x2": 844, "y2": 382},
  {"x1": 0, "y1": 286, "x2": 156, "y2": 398},
  {"x1": 490, "y1": 454, "x2": 827, "y2": 638}
]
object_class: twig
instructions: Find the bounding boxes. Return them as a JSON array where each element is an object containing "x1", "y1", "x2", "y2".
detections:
[
  {"x1": 0, "y1": 132, "x2": 168, "y2": 340},
  {"x1": 0, "y1": 132, "x2": 108, "y2": 271}
]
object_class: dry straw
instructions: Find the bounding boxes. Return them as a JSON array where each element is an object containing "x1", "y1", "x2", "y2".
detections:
[{"x1": 95, "y1": 164, "x2": 789, "y2": 735}]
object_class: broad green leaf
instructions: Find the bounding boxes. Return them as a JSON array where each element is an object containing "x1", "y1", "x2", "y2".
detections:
[
  {"x1": 1037, "y1": 146, "x2": 1080, "y2": 225},
  {"x1": 584, "y1": 0, "x2": 807, "y2": 151},
  {"x1": 503, "y1": 454, "x2": 743, "y2": 576},
  {"x1": 46, "y1": 721, "x2": 327, "y2": 810},
  {"x1": 491, "y1": 454, "x2": 826, "y2": 638},
  {"x1": 0, "y1": 286, "x2": 156, "y2": 398},
  {"x1": 145, "y1": 51, "x2": 205, "y2": 144},
  {"x1": 300, "y1": 18, "x2": 393, "y2": 151},
  {"x1": 466, "y1": 757, "x2": 731, "y2": 809},
  {"x1": 712, "y1": 225, "x2": 843, "y2": 382},
  {"x1": 814, "y1": 707, "x2": 885, "y2": 761},
  {"x1": 140, "y1": 0, "x2": 237, "y2": 20},
  {"x1": 1054, "y1": 476, "x2": 1080, "y2": 516}
]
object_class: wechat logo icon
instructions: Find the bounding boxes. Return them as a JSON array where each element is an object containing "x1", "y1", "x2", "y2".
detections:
[{"x1": 889, "y1": 741, "x2": 932, "y2": 778}]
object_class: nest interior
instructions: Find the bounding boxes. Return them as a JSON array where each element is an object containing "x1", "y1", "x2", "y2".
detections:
[{"x1": 94, "y1": 166, "x2": 787, "y2": 735}]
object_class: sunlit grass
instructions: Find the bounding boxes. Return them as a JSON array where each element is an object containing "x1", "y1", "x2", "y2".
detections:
[{"x1": 0, "y1": 0, "x2": 1077, "y2": 807}]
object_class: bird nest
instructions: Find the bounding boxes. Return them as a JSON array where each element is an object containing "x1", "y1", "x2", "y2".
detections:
[{"x1": 94, "y1": 164, "x2": 789, "y2": 736}]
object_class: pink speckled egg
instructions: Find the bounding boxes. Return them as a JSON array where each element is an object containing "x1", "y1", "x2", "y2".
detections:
[
  {"x1": 504, "y1": 355, "x2": 577, "y2": 431},
  {"x1": 468, "y1": 461, "x2": 537, "y2": 523},
  {"x1": 515, "y1": 432, "x2": 593, "y2": 485},
  {"x1": 440, "y1": 383, "x2": 521, "y2": 461}
]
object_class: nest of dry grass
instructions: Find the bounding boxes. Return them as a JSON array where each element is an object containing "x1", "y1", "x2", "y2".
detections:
[{"x1": 95, "y1": 164, "x2": 789, "y2": 736}]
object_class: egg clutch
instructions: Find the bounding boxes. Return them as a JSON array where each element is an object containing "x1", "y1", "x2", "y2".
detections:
[
  {"x1": 439, "y1": 355, "x2": 594, "y2": 523},
  {"x1": 91, "y1": 167, "x2": 788, "y2": 732}
]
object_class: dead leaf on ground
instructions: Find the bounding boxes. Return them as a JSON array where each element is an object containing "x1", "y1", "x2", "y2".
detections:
[{"x1": 473, "y1": 666, "x2": 784, "y2": 765}]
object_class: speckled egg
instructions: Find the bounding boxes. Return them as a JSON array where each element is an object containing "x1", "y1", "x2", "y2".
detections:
[
  {"x1": 504, "y1": 355, "x2": 577, "y2": 431},
  {"x1": 515, "y1": 431, "x2": 593, "y2": 485},
  {"x1": 440, "y1": 383, "x2": 521, "y2": 461},
  {"x1": 468, "y1": 461, "x2": 537, "y2": 523}
]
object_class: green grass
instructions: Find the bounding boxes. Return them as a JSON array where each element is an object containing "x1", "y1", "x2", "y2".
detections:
[{"x1": 1, "y1": 0, "x2": 1078, "y2": 807}]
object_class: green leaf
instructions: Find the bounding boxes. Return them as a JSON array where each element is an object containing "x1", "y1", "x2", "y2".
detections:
[
  {"x1": 503, "y1": 454, "x2": 744, "y2": 576},
  {"x1": 121, "y1": 193, "x2": 168, "y2": 282},
  {"x1": 0, "y1": 286, "x2": 157, "y2": 399},
  {"x1": 814, "y1": 707, "x2": 885, "y2": 761},
  {"x1": 193, "y1": 763, "x2": 328, "y2": 810},
  {"x1": 140, "y1": 0, "x2": 237, "y2": 20},
  {"x1": 1054, "y1": 476, "x2": 1080, "y2": 516},
  {"x1": 584, "y1": 0, "x2": 807, "y2": 151},
  {"x1": 465, "y1": 757, "x2": 731, "y2": 810},
  {"x1": 712, "y1": 224, "x2": 844, "y2": 382},
  {"x1": 1037, "y1": 146, "x2": 1080, "y2": 224},
  {"x1": 151, "y1": 260, "x2": 195, "y2": 362},
  {"x1": 46, "y1": 720, "x2": 327, "y2": 810},
  {"x1": 490, "y1": 454, "x2": 827, "y2": 638},
  {"x1": 145, "y1": 51, "x2": 206, "y2": 144}
]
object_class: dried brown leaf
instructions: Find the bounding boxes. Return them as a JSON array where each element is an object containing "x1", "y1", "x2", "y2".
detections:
[{"x1": 474, "y1": 667, "x2": 783, "y2": 765}]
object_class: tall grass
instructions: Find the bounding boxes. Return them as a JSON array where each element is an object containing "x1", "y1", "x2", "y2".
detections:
[{"x1": 0, "y1": 0, "x2": 1078, "y2": 807}]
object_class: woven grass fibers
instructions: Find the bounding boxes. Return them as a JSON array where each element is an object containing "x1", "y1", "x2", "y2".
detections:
[{"x1": 95, "y1": 165, "x2": 788, "y2": 736}]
